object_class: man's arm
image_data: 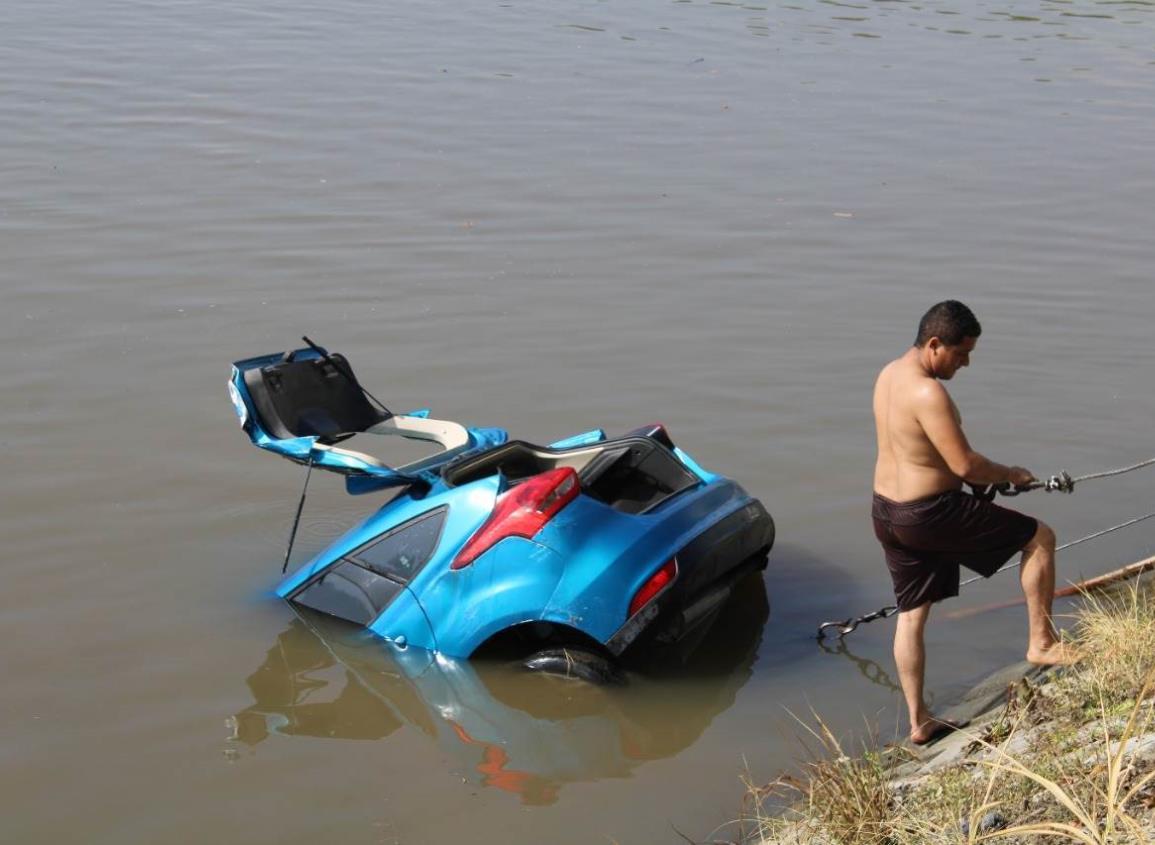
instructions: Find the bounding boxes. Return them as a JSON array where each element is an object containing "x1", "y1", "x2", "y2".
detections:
[{"x1": 914, "y1": 383, "x2": 1034, "y2": 486}]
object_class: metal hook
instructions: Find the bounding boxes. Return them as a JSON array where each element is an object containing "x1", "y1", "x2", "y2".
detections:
[
  {"x1": 816, "y1": 605, "x2": 899, "y2": 640},
  {"x1": 816, "y1": 618, "x2": 855, "y2": 640}
]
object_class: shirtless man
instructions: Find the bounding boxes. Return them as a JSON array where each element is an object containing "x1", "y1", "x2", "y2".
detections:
[{"x1": 872, "y1": 300, "x2": 1076, "y2": 745}]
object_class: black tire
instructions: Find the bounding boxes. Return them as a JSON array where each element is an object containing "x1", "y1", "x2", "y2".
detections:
[{"x1": 520, "y1": 647, "x2": 627, "y2": 686}]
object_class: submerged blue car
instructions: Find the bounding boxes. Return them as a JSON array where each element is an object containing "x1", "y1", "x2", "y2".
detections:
[{"x1": 228, "y1": 342, "x2": 774, "y2": 680}]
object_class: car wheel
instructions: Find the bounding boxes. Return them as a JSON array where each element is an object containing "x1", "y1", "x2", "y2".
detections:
[{"x1": 520, "y1": 647, "x2": 626, "y2": 686}]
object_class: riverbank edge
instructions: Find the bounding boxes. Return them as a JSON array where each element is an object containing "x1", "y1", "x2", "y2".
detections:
[{"x1": 745, "y1": 575, "x2": 1155, "y2": 844}]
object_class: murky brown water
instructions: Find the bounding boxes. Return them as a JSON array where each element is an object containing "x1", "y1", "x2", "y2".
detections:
[{"x1": 4, "y1": 0, "x2": 1155, "y2": 841}]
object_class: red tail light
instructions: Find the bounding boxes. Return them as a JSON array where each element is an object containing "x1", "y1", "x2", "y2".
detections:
[
  {"x1": 452, "y1": 467, "x2": 580, "y2": 570},
  {"x1": 628, "y1": 559, "x2": 677, "y2": 617}
]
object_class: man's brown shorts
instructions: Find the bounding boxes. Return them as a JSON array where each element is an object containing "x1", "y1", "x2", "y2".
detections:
[{"x1": 872, "y1": 490, "x2": 1039, "y2": 611}]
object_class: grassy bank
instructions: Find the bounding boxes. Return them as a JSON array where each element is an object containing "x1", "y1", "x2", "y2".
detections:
[{"x1": 744, "y1": 579, "x2": 1155, "y2": 845}]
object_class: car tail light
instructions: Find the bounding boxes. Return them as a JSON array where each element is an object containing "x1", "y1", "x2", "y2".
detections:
[
  {"x1": 628, "y1": 558, "x2": 677, "y2": 617},
  {"x1": 451, "y1": 467, "x2": 580, "y2": 570}
]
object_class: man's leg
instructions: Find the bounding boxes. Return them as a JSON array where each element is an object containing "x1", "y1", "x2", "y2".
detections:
[
  {"x1": 894, "y1": 602, "x2": 935, "y2": 742},
  {"x1": 1020, "y1": 520, "x2": 1078, "y2": 665}
]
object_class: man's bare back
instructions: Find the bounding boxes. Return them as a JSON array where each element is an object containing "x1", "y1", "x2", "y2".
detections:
[
  {"x1": 874, "y1": 351, "x2": 967, "y2": 503},
  {"x1": 872, "y1": 337, "x2": 1032, "y2": 502}
]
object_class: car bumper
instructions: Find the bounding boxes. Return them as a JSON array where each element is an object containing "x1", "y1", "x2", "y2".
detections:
[{"x1": 605, "y1": 499, "x2": 774, "y2": 656}]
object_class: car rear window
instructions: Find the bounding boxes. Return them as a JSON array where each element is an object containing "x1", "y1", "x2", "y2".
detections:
[
  {"x1": 349, "y1": 506, "x2": 447, "y2": 584},
  {"x1": 291, "y1": 560, "x2": 406, "y2": 625}
]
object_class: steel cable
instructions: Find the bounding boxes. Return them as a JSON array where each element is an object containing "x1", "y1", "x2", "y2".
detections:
[
  {"x1": 959, "y1": 509, "x2": 1155, "y2": 588},
  {"x1": 992, "y1": 454, "x2": 1155, "y2": 497}
]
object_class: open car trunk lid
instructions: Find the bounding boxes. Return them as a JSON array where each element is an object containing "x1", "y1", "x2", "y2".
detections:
[{"x1": 228, "y1": 344, "x2": 506, "y2": 492}]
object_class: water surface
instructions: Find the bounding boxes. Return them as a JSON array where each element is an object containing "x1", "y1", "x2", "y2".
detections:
[{"x1": 3, "y1": 1, "x2": 1155, "y2": 842}]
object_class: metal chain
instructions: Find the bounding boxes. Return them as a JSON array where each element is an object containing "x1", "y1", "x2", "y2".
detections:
[{"x1": 817, "y1": 605, "x2": 899, "y2": 639}]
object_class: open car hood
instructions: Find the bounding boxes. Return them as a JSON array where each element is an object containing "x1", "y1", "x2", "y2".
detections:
[{"x1": 228, "y1": 345, "x2": 507, "y2": 493}]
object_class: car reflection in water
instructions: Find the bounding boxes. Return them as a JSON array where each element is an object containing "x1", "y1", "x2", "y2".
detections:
[{"x1": 228, "y1": 572, "x2": 769, "y2": 805}]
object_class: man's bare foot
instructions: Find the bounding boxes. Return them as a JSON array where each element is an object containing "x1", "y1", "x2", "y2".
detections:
[
  {"x1": 910, "y1": 715, "x2": 969, "y2": 746},
  {"x1": 1026, "y1": 642, "x2": 1081, "y2": 666}
]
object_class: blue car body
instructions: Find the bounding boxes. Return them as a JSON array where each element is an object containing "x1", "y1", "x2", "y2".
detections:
[{"x1": 229, "y1": 344, "x2": 774, "y2": 663}]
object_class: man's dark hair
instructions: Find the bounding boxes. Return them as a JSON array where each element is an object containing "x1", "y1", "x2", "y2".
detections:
[{"x1": 914, "y1": 300, "x2": 982, "y2": 347}]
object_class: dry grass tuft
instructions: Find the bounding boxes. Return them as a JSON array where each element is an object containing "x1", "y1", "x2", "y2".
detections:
[
  {"x1": 1070, "y1": 581, "x2": 1155, "y2": 708},
  {"x1": 747, "y1": 711, "x2": 897, "y2": 845}
]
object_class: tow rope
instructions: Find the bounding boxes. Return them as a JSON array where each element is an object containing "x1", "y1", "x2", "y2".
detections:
[
  {"x1": 816, "y1": 455, "x2": 1155, "y2": 640},
  {"x1": 971, "y1": 455, "x2": 1155, "y2": 499}
]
